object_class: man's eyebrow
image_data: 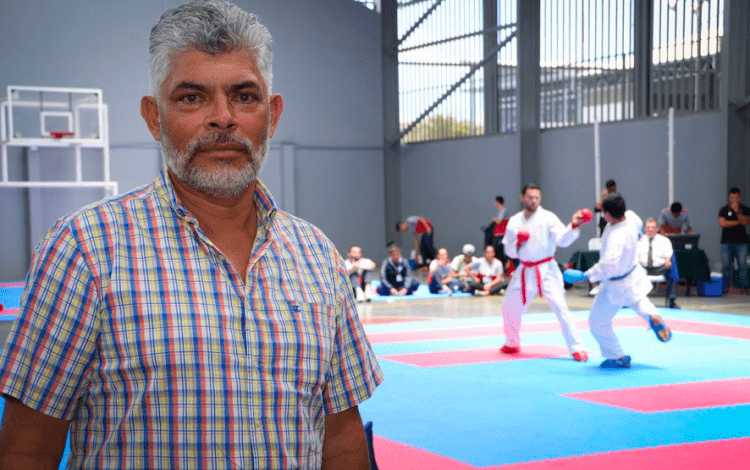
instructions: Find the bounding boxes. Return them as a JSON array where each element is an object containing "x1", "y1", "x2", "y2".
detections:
[
  {"x1": 230, "y1": 81, "x2": 263, "y2": 94},
  {"x1": 171, "y1": 82, "x2": 208, "y2": 94}
]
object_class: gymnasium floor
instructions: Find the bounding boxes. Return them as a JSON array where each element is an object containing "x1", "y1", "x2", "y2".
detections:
[
  {"x1": 357, "y1": 284, "x2": 750, "y2": 469},
  {"x1": 1, "y1": 281, "x2": 749, "y2": 468}
]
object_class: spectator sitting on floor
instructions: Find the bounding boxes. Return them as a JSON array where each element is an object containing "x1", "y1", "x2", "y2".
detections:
[
  {"x1": 451, "y1": 243, "x2": 480, "y2": 292},
  {"x1": 638, "y1": 218, "x2": 679, "y2": 309},
  {"x1": 658, "y1": 201, "x2": 692, "y2": 234},
  {"x1": 377, "y1": 244, "x2": 420, "y2": 296},
  {"x1": 465, "y1": 245, "x2": 508, "y2": 296},
  {"x1": 345, "y1": 245, "x2": 377, "y2": 303},
  {"x1": 428, "y1": 247, "x2": 460, "y2": 294}
]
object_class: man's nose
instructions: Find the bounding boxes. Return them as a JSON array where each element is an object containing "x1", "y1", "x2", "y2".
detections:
[{"x1": 207, "y1": 95, "x2": 237, "y2": 130}]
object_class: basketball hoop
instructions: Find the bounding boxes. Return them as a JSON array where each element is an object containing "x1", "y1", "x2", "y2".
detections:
[{"x1": 50, "y1": 131, "x2": 74, "y2": 139}]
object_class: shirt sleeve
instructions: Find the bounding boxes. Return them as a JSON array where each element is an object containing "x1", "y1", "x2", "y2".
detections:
[
  {"x1": 0, "y1": 222, "x2": 101, "y2": 421},
  {"x1": 503, "y1": 219, "x2": 519, "y2": 259},
  {"x1": 550, "y1": 214, "x2": 579, "y2": 248},
  {"x1": 585, "y1": 231, "x2": 628, "y2": 283},
  {"x1": 379, "y1": 261, "x2": 393, "y2": 290},
  {"x1": 323, "y1": 261, "x2": 384, "y2": 414}
]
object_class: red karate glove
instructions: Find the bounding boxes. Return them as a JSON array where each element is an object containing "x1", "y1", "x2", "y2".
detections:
[
  {"x1": 572, "y1": 208, "x2": 594, "y2": 229},
  {"x1": 516, "y1": 230, "x2": 530, "y2": 250}
]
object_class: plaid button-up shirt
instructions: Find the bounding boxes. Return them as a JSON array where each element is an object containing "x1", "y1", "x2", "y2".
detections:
[{"x1": 0, "y1": 168, "x2": 383, "y2": 469}]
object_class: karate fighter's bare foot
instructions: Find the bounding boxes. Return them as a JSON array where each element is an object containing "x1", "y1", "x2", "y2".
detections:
[{"x1": 500, "y1": 345, "x2": 520, "y2": 354}]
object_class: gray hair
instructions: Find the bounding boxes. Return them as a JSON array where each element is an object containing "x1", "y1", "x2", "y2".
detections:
[
  {"x1": 149, "y1": 0, "x2": 273, "y2": 99},
  {"x1": 645, "y1": 217, "x2": 658, "y2": 225}
]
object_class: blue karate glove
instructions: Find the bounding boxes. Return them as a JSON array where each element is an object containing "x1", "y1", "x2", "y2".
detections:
[{"x1": 563, "y1": 269, "x2": 588, "y2": 284}]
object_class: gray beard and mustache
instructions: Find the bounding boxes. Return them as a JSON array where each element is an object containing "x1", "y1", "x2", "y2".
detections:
[{"x1": 160, "y1": 126, "x2": 269, "y2": 199}]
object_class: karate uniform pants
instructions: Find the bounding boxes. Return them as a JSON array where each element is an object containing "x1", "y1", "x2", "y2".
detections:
[
  {"x1": 501, "y1": 269, "x2": 585, "y2": 354},
  {"x1": 588, "y1": 292, "x2": 658, "y2": 359}
]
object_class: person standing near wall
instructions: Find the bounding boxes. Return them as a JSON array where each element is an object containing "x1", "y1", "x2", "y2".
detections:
[
  {"x1": 594, "y1": 179, "x2": 620, "y2": 236},
  {"x1": 396, "y1": 215, "x2": 437, "y2": 268},
  {"x1": 718, "y1": 187, "x2": 750, "y2": 295}
]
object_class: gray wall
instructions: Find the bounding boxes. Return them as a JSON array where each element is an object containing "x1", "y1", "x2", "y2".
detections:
[
  {"x1": 400, "y1": 112, "x2": 727, "y2": 271},
  {"x1": 0, "y1": 0, "x2": 384, "y2": 280},
  {"x1": 397, "y1": 135, "x2": 521, "y2": 260},
  {"x1": 0, "y1": 0, "x2": 732, "y2": 281}
]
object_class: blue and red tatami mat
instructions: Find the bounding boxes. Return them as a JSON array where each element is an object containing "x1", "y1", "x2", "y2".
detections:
[
  {"x1": 359, "y1": 308, "x2": 750, "y2": 469},
  {"x1": 1, "y1": 279, "x2": 749, "y2": 468}
]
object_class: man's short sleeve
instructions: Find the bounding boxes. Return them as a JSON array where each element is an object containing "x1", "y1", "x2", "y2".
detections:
[
  {"x1": 322, "y1": 261, "x2": 383, "y2": 414},
  {"x1": 0, "y1": 222, "x2": 100, "y2": 420}
]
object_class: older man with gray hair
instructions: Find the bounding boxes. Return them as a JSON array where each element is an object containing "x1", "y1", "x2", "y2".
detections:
[
  {"x1": 637, "y1": 217, "x2": 679, "y2": 308},
  {"x1": 0, "y1": 2, "x2": 382, "y2": 468}
]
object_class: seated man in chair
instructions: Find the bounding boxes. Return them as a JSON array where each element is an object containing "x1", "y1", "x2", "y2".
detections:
[{"x1": 637, "y1": 218, "x2": 679, "y2": 308}]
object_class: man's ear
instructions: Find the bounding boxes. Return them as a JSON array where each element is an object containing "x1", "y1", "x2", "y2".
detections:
[
  {"x1": 140, "y1": 96, "x2": 162, "y2": 141},
  {"x1": 267, "y1": 93, "x2": 284, "y2": 138}
]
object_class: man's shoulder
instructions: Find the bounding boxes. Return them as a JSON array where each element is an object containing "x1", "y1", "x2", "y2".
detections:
[
  {"x1": 54, "y1": 181, "x2": 160, "y2": 235},
  {"x1": 274, "y1": 210, "x2": 338, "y2": 252}
]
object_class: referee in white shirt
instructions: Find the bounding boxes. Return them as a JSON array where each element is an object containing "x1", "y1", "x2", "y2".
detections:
[{"x1": 637, "y1": 218, "x2": 679, "y2": 308}]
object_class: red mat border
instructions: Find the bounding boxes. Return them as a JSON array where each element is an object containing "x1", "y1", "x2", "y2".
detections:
[{"x1": 372, "y1": 436, "x2": 750, "y2": 469}]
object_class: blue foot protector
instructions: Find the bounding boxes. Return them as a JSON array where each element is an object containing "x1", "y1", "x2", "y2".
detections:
[
  {"x1": 600, "y1": 355, "x2": 631, "y2": 369},
  {"x1": 649, "y1": 315, "x2": 672, "y2": 342}
]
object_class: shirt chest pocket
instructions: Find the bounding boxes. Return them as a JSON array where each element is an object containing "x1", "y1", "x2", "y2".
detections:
[{"x1": 253, "y1": 300, "x2": 336, "y2": 391}]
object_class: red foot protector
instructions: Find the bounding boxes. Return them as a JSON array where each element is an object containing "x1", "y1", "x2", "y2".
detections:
[
  {"x1": 379, "y1": 345, "x2": 570, "y2": 367},
  {"x1": 564, "y1": 377, "x2": 750, "y2": 412},
  {"x1": 373, "y1": 436, "x2": 750, "y2": 470}
]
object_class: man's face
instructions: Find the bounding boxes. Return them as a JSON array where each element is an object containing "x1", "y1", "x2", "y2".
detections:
[
  {"x1": 484, "y1": 246, "x2": 495, "y2": 261},
  {"x1": 142, "y1": 47, "x2": 283, "y2": 198},
  {"x1": 645, "y1": 220, "x2": 658, "y2": 238},
  {"x1": 349, "y1": 246, "x2": 362, "y2": 260},
  {"x1": 521, "y1": 188, "x2": 542, "y2": 213},
  {"x1": 389, "y1": 249, "x2": 401, "y2": 263},
  {"x1": 729, "y1": 192, "x2": 741, "y2": 207},
  {"x1": 437, "y1": 248, "x2": 449, "y2": 263}
]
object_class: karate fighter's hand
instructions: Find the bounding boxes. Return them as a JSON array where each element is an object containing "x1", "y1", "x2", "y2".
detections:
[
  {"x1": 571, "y1": 208, "x2": 593, "y2": 229},
  {"x1": 516, "y1": 230, "x2": 530, "y2": 250},
  {"x1": 563, "y1": 269, "x2": 588, "y2": 284}
]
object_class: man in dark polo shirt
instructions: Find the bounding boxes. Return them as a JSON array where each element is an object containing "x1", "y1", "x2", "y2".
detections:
[{"x1": 718, "y1": 187, "x2": 750, "y2": 294}]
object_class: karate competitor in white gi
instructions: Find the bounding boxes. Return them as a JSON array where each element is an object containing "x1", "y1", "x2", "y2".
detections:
[
  {"x1": 565, "y1": 195, "x2": 672, "y2": 369},
  {"x1": 500, "y1": 184, "x2": 591, "y2": 362}
]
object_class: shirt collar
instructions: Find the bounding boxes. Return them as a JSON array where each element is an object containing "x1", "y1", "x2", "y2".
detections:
[{"x1": 156, "y1": 166, "x2": 278, "y2": 226}]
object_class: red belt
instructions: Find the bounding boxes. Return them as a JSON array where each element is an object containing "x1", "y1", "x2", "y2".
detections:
[{"x1": 520, "y1": 256, "x2": 554, "y2": 304}]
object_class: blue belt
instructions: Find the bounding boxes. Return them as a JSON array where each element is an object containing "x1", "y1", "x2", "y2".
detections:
[{"x1": 608, "y1": 265, "x2": 636, "y2": 281}]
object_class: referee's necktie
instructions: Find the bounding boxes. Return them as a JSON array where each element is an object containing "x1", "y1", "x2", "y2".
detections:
[{"x1": 647, "y1": 238, "x2": 653, "y2": 268}]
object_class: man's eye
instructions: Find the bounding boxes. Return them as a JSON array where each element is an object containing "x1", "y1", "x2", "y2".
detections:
[
  {"x1": 238, "y1": 93, "x2": 252, "y2": 102},
  {"x1": 182, "y1": 94, "x2": 199, "y2": 103}
]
